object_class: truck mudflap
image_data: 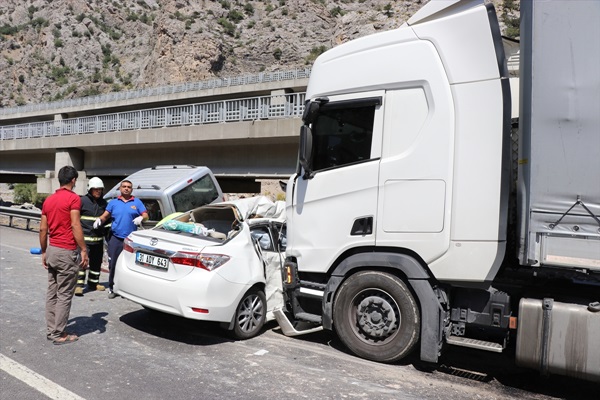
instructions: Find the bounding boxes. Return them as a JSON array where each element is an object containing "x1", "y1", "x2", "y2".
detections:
[
  {"x1": 516, "y1": 298, "x2": 600, "y2": 383},
  {"x1": 273, "y1": 308, "x2": 323, "y2": 336}
]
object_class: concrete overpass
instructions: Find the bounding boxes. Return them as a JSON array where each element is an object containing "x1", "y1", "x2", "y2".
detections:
[{"x1": 0, "y1": 69, "x2": 309, "y2": 194}]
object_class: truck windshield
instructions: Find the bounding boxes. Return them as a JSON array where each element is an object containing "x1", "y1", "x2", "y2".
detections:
[{"x1": 310, "y1": 101, "x2": 376, "y2": 171}]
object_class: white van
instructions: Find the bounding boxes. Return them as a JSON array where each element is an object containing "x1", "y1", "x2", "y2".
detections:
[{"x1": 104, "y1": 165, "x2": 224, "y2": 223}]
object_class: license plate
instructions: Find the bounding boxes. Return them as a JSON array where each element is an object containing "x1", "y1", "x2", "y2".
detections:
[{"x1": 136, "y1": 252, "x2": 169, "y2": 269}]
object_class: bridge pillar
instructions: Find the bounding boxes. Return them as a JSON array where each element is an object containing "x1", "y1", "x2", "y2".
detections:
[{"x1": 37, "y1": 148, "x2": 87, "y2": 195}]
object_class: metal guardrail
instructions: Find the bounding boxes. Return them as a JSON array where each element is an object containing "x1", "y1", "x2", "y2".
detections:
[
  {"x1": 0, "y1": 67, "x2": 311, "y2": 117},
  {"x1": 0, "y1": 92, "x2": 306, "y2": 140},
  {"x1": 0, "y1": 206, "x2": 41, "y2": 230}
]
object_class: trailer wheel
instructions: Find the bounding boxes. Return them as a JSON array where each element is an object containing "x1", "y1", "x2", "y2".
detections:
[{"x1": 333, "y1": 271, "x2": 420, "y2": 363}]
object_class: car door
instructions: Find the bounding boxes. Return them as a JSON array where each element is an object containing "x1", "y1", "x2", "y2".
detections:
[{"x1": 250, "y1": 223, "x2": 284, "y2": 311}]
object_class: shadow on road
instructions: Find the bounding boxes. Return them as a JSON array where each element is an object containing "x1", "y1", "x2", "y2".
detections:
[
  {"x1": 419, "y1": 346, "x2": 599, "y2": 399},
  {"x1": 117, "y1": 306, "x2": 598, "y2": 398},
  {"x1": 119, "y1": 308, "x2": 236, "y2": 346},
  {"x1": 273, "y1": 325, "x2": 598, "y2": 398},
  {"x1": 67, "y1": 312, "x2": 109, "y2": 337}
]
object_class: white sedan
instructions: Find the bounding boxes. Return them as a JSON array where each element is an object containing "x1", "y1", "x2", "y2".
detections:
[{"x1": 114, "y1": 196, "x2": 286, "y2": 339}]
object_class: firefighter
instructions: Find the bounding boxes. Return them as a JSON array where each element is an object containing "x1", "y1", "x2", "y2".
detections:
[{"x1": 75, "y1": 177, "x2": 108, "y2": 296}]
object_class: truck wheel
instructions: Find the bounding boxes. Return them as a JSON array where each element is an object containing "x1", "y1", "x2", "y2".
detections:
[
  {"x1": 333, "y1": 271, "x2": 420, "y2": 363},
  {"x1": 231, "y1": 288, "x2": 267, "y2": 340}
]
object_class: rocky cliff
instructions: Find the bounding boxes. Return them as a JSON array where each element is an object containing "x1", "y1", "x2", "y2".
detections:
[{"x1": 0, "y1": 0, "x2": 519, "y2": 108}]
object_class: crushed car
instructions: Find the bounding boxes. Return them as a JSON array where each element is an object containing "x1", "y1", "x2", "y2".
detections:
[{"x1": 114, "y1": 196, "x2": 286, "y2": 339}]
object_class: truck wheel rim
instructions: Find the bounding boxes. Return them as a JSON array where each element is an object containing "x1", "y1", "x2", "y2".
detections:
[{"x1": 352, "y1": 289, "x2": 399, "y2": 344}]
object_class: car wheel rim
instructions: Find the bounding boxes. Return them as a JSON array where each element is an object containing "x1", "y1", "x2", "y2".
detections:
[{"x1": 237, "y1": 294, "x2": 264, "y2": 333}]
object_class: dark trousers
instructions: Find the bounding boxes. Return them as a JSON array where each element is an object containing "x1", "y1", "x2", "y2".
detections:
[
  {"x1": 107, "y1": 235, "x2": 124, "y2": 291},
  {"x1": 77, "y1": 243, "x2": 104, "y2": 289}
]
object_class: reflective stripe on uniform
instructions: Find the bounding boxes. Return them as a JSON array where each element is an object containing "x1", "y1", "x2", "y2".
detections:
[
  {"x1": 88, "y1": 270, "x2": 100, "y2": 284},
  {"x1": 84, "y1": 236, "x2": 104, "y2": 242},
  {"x1": 81, "y1": 216, "x2": 97, "y2": 221},
  {"x1": 77, "y1": 270, "x2": 86, "y2": 285}
]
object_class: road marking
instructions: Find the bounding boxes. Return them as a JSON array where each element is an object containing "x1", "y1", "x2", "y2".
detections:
[
  {"x1": 1, "y1": 243, "x2": 31, "y2": 253},
  {"x1": 0, "y1": 353, "x2": 85, "y2": 400}
]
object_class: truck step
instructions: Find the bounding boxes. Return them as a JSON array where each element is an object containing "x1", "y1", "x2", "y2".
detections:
[
  {"x1": 295, "y1": 312, "x2": 322, "y2": 324},
  {"x1": 446, "y1": 336, "x2": 503, "y2": 353},
  {"x1": 273, "y1": 308, "x2": 323, "y2": 337}
]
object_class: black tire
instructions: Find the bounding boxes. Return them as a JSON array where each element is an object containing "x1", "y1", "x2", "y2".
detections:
[
  {"x1": 333, "y1": 271, "x2": 420, "y2": 363},
  {"x1": 231, "y1": 288, "x2": 267, "y2": 340}
]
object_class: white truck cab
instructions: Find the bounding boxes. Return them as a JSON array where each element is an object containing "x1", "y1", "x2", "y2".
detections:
[{"x1": 276, "y1": 0, "x2": 600, "y2": 383}]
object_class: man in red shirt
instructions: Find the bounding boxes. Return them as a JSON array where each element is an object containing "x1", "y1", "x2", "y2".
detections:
[{"x1": 39, "y1": 166, "x2": 89, "y2": 345}]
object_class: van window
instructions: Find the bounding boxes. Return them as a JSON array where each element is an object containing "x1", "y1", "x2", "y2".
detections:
[
  {"x1": 142, "y1": 199, "x2": 163, "y2": 222},
  {"x1": 172, "y1": 174, "x2": 219, "y2": 212}
]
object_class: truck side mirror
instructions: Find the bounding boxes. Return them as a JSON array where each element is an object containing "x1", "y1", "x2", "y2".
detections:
[
  {"x1": 299, "y1": 125, "x2": 313, "y2": 178},
  {"x1": 302, "y1": 100, "x2": 320, "y2": 124}
]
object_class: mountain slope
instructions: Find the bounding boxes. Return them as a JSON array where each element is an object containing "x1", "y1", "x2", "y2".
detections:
[{"x1": 0, "y1": 0, "x2": 518, "y2": 109}]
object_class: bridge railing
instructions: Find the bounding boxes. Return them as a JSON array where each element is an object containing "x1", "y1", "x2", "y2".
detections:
[
  {"x1": 0, "y1": 93, "x2": 306, "y2": 140},
  {"x1": 0, "y1": 67, "x2": 311, "y2": 116}
]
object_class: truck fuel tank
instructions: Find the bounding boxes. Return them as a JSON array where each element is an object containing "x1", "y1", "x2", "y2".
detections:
[{"x1": 516, "y1": 298, "x2": 600, "y2": 383}]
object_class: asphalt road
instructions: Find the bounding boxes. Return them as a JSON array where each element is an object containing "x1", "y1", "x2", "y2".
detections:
[{"x1": 0, "y1": 225, "x2": 596, "y2": 400}]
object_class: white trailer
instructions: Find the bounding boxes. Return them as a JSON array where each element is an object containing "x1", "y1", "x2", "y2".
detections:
[{"x1": 275, "y1": 0, "x2": 600, "y2": 382}]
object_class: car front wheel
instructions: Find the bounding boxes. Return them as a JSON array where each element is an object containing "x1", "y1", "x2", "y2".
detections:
[{"x1": 231, "y1": 288, "x2": 267, "y2": 339}]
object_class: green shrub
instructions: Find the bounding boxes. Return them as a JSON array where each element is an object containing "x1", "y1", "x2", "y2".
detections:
[
  {"x1": 329, "y1": 6, "x2": 344, "y2": 18},
  {"x1": 218, "y1": 18, "x2": 236, "y2": 36},
  {"x1": 305, "y1": 45, "x2": 328, "y2": 64},
  {"x1": 27, "y1": 5, "x2": 38, "y2": 19},
  {"x1": 228, "y1": 9, "x2": 244, "y2": 23},
  {"x1": 0, "y1": 24, "x2": 19, "y2": 36},
  {"x1": 31, "y1": 17, "x2": 49, "y2": 29},
  {"x1": 13, "y1": 183, "x2": 44, "y2": 205},
  {"x1": 383, "y1": 3, "x2": 393, "y2": 17},
  {"x1": 504, "y1": 15, "x2": 520, "y2": 38},
  {"x1": 273, "y1": 48, "x2": 282, "y2": 60}
]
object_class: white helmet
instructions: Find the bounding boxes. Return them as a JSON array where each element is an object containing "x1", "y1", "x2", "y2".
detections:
[{"x1": 87, "y1": 177, "x2": 104, "y2": 191}]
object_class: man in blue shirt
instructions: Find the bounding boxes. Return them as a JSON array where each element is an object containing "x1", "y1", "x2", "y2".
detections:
[{"x1": 94, "y1": 180, "x2": 148, "y2": 298}]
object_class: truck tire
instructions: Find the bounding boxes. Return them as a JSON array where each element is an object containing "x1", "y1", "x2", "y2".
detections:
[
  {"x1": 231, "y1": 288, "x2": 267, "y2": 340},
  {"x1": 333, "y1": 271, "x2": 420, "y2": 363}
]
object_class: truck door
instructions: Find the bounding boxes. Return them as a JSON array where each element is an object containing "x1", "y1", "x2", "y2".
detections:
[
  {"x1": 376, "y1": 87, "x2": 454, "y2": 264},
  {"x1": 290, "y1": 91, "x2": 384, "y2": 272}
]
